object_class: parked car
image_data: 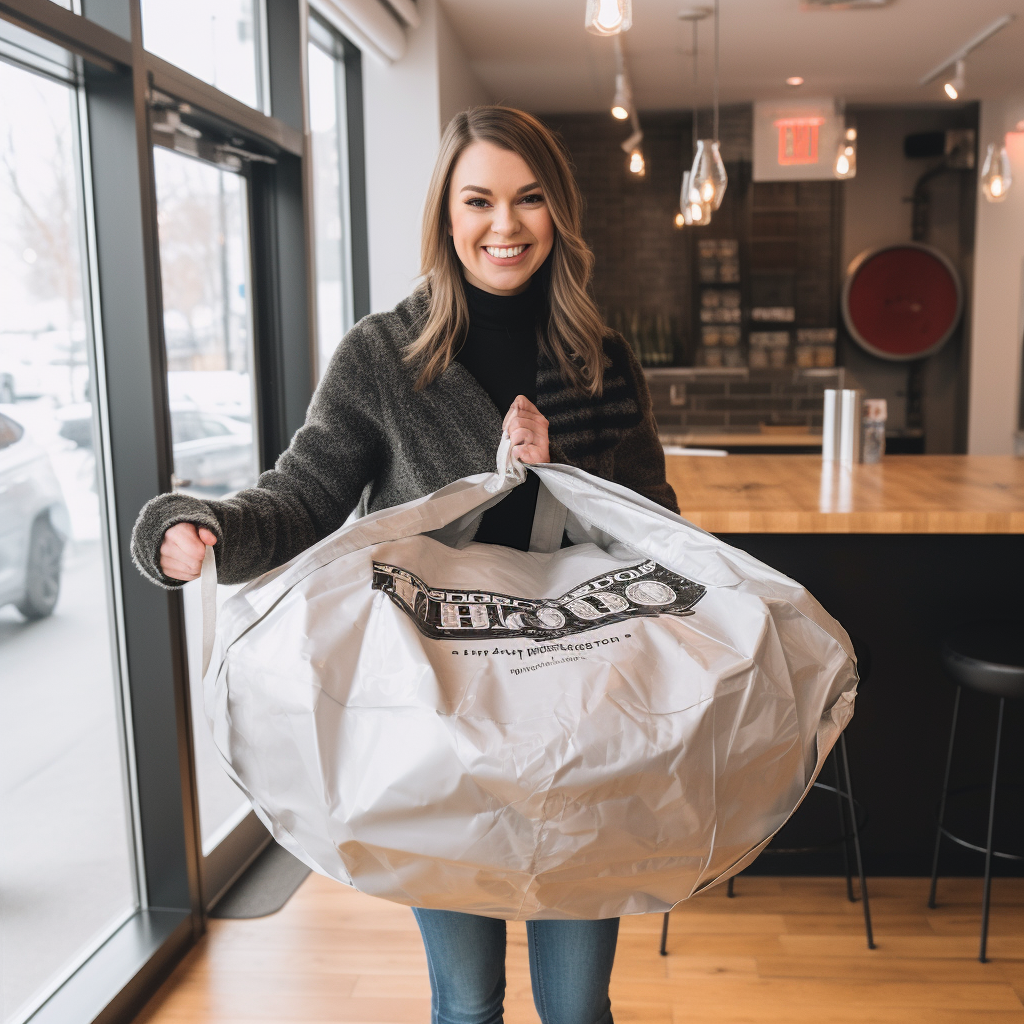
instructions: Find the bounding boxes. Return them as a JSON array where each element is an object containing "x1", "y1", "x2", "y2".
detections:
[
  {"x1": 170, "y1": 406, "x2": 256, "y2": 492},
  {"x1": 0, "y1": 412, "x2": 70, "y2": 619},
  {"x1": 56, "y1": 402, "x2": 95, "y2": 449},
  {"x1": 54, "y1": 403, "x2": 256, "y2": 492}
]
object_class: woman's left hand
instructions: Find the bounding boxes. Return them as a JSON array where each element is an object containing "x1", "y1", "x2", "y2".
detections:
[{"x1": 504, "y1": 395, "x2": 549, "y2": 464}]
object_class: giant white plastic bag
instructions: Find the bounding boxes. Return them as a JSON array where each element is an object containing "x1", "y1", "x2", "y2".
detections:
[{"x1": 201, "y1": 438, "x2": 857, "y2": 920}]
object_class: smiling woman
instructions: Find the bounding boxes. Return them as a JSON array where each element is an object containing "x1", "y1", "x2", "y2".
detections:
[
  {"x1": 132, "y1": 102, "x2": 678, "y2": 1024},
  {"x1": 408, "y1": 106, "x2": 609, "y2": 397}
]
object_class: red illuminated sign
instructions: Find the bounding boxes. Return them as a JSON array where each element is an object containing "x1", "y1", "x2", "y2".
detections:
[{"x1": 774, "y1": 117, "x2": 826, "y2": 165}]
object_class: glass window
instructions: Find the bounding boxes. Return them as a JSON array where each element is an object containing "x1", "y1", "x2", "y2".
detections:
[
  {"x1": 308, "y1": 16, "x2": 355, "y2": 378},
  {"x1": 0, "y1": 60, "x2": 137, "y2": 1024},
  {"x1": 141, "y1": 0, "x2": 266, "y2": 112},
  {"x1": 153, "y1": 146, "x2": 259, "y2": 855}
]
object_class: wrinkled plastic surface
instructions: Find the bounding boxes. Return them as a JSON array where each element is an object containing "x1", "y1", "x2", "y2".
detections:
[{"x1": 204, "y1": 440, "x2": 857, "y2": 920}]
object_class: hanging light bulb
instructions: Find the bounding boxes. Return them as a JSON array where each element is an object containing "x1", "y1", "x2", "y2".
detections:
[
  {"x1": 679, "y1": 171, "x2": 711, "y2": 225},
  {"x1": 628, "y1": 147, "x2": 646, "y2": 176},
  {"x1": 674, "y1": 210, "x2": 686, "y2": 228},
  {"x1": 833, "y1": 142, "x2": 856, "y2": 178},
  {"x1": 585, "y1": 0, "x2": 632, "y2": 36},
  {"x1": 943, "y1": 59, "x2": 965, "y2": 100},
  {"x1": 611, "y1": 72, "x2": 631, "y2": 119},
  {"x1": 981, "y1": 142, "x2": 1012, "y2": 202},
  {"x1": 833, "y1": 141, "x2": 856, "y2": 178},
  {"x1": 833, "y1": 121, "x2": 856, "y2": 179},
  {"x1": 689, "y1": 139, "x2": 728, "y2": 210},
  {"x1": 687, "y1": 197, "x2": 712, "y2": 226}
]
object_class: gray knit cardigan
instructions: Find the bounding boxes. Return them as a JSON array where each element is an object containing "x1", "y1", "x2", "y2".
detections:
[{"x1": 131, "y1": 289, "x2": 678, "y2": 589}]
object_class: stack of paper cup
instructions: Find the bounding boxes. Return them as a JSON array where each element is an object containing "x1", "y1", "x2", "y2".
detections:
[{"x1": 822, "y1": 389, "x2": 864, "y2": 465}]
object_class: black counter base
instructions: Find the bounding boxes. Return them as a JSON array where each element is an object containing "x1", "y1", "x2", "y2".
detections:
[{"x1": 720, "y1": 533, "x2": 1024, "y2": 878}]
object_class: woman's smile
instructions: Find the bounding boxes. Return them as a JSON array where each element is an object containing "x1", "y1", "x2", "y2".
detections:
[{"x1": 482, "y1": 243, "x2": 531, "y2": 265}]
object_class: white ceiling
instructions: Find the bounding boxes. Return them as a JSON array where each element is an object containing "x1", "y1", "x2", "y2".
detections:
[{"x1": 438, "y1": 0, "x2": 1024, "y2": 113}]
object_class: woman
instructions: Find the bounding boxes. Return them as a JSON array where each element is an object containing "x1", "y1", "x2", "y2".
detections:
[{"x1": 132, "y1": 106, "x2": 677, "y2": 1024}]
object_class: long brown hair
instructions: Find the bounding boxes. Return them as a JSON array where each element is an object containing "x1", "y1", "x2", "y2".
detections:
[{"x1": 406, "y1": 106, "x2": 607, "y2": 396}]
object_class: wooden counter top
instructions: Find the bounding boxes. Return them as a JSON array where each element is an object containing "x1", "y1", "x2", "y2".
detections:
[
  {"x1": 660, "y1": 431, "x2": 819, "y2": 448},
  {"x1": 664, "y1": 454, "x2": 1024, "y2": 534}
]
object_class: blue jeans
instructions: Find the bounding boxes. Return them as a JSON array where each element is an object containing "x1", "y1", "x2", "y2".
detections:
[{"x1": 412, "y1": 908, "x2": 619, "y2": 1024}]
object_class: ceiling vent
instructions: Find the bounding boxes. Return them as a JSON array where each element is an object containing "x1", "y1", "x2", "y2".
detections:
[{"x1": 802, "y1": 0, "x2": 894, "y2": 9}]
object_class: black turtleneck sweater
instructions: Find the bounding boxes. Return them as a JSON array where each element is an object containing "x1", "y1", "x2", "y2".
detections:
[{"x1": 456, "y1": 279, "x2": 542, "y2": 551}]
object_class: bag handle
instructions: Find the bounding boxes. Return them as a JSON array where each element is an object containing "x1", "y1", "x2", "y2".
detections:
[{"x1": 201, "y1": 543, "x2": 218, "y2": 679}]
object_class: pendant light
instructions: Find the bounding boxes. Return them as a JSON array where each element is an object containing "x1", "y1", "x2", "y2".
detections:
[
  {"x1": 833, "y1": 135, "x2": 857, "y2": 178},
  {"x1": 677, "y1": 10, "x2": 712, "y2": 226},
  {"x1": 585, "y1": 0, "x2": 632, "y2": 36},
  {"x1": 688, "y1": 0, "x2": 727, "y2": 211},
  {"x1": 833, "y1": 105, "x2": 856, "y2": 179},
  {"x1": 981, "y1": 142, "x2": 1012, "y2": 202}
]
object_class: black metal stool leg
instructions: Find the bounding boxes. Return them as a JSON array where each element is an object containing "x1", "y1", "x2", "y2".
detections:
[
  {"x1": 839, "y1": 733, "x2": 875, "y2": 949},
  {"x1": 659, "y1": 911, "x2": 670, "y2": 956},
  {"x1": 833, "y1": 748, "x2": 855, "y2": 902},
  {"x1": 979, "y1": 697, "x2": 1005, "y2": 964},
  {"x1": 727, "y1": 876, "x2": 735, "y2": 898},
  {"x1": 929, "y1": 685, "x2": 962, "y2": 909}
]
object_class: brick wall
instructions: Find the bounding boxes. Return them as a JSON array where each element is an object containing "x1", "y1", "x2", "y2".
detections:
[{"x1": 645, "y1": 367, "x2": 844, "y2": 436}]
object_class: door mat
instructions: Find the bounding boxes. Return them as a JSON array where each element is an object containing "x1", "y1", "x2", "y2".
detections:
[{"x1": 211, "y1": 842, "x2": 311, "y2": 918}]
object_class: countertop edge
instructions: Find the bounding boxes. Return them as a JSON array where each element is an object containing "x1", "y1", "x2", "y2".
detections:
[{"x1": 677, "y1": 511, "x2": 1024, "y2": 535}]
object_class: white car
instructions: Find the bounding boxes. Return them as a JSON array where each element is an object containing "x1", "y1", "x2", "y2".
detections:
[
  {"x1": 0, "y1": 412, "x2": 70, "y2": 619},
  {"x1": 169, "y1": 406, "x2": 256, "y2": 492}
]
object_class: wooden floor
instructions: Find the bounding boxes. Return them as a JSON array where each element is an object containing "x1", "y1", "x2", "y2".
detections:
[{"x1": 134, "y1": 875, "x2": 1024, "y2": 1024}]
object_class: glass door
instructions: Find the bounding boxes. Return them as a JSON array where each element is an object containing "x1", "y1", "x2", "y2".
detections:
[
  {"x1": 0, "y1": 51, "x2": 137, "y2": 1024},
  {"x1": 151, "y1": 142, "x2": 268, "y2": 907}
]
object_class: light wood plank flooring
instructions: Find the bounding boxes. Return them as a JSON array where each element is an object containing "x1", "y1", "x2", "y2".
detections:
[{"x1": 133, "y1": 875, "x2": 1024, "y2": 1024}]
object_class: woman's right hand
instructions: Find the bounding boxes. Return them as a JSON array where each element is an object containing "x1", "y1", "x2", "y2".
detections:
[{"x1": 160, "y1": 522, "x2": 217, "y2": 582}]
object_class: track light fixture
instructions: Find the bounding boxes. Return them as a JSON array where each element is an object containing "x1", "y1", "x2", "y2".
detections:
[
  {"x1": 585, "y1": 0, "x2": 632, "y2": 36},
  {"x1": 981, "y1": 142, "x2": 1012, "y2": 202},
  {"x1": 612, "y1": 37, "x2": 644, "y2": 175},
  {"x1": 943, "y1": 59, "x2": 965, "y2": 100},
  {"x1": 919, "y1": 15, "x2": 1015, "y2": 97},
  {"x1": 611, "y1": 73, "x2": 631, "y2": 119},
  {"x1": 611, "y1": 38, "x2": 633, "y2": 120}
]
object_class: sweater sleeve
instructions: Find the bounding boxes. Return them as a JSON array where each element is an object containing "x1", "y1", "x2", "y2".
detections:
[
  {"x1": 610, "y1": 342, "x2": 679, "y2": 514},
  {"x1": 131, "y1": 328, "x2": 385, "y2": 589}
]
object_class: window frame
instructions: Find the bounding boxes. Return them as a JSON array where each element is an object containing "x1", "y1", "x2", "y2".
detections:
[{"x1": 306, "y1": 8, "x2": 369, "y2": 378}]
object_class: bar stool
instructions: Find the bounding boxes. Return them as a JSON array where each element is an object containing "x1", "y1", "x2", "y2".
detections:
[
  {"x1": 928, "y1": 621, "x2": 1024, "y2": 963},
  {"x1": 660, "y1": 635, "x2": 874, "y2": 954}
]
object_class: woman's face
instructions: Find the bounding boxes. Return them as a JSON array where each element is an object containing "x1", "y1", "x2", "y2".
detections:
[{"x1": 448, "y1": 141, "x2": 555, "y2": 296}]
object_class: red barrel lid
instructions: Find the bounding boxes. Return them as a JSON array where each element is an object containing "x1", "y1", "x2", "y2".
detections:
[{"x1": 842, "y1": 243, "x2": 962, "y2": 360}]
